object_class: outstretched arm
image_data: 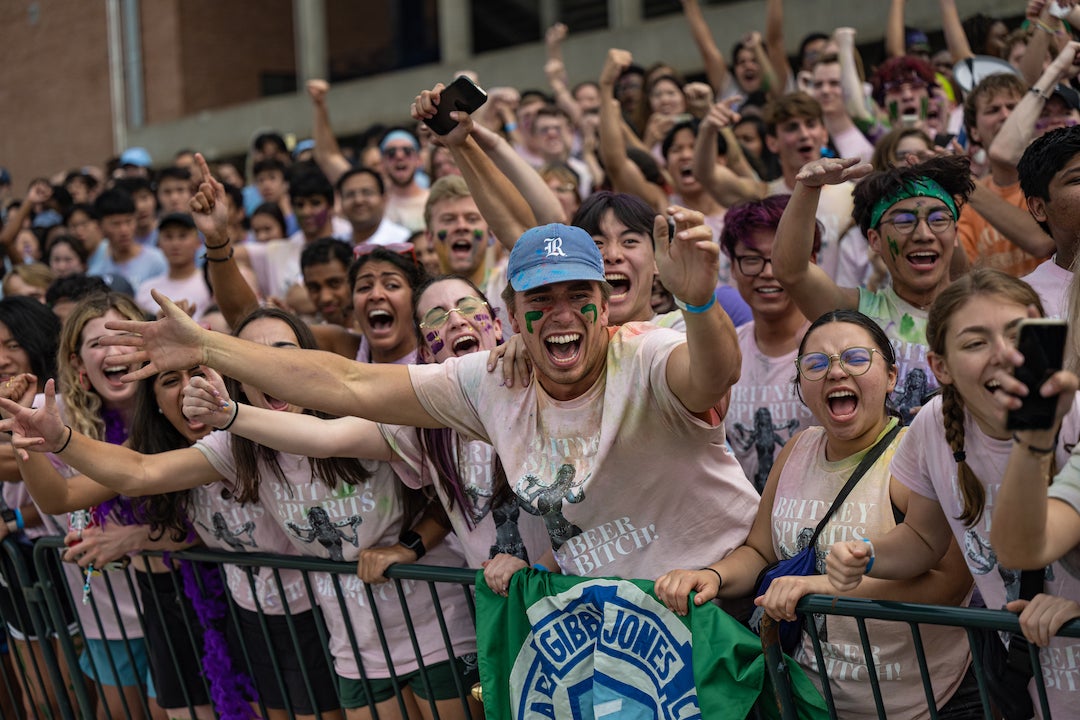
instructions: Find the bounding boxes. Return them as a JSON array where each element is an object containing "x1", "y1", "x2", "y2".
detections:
[
  {"x1": 765, "y1": 0, "x2": 793, "y2": 89},
  {"x1": 307, "y1": 80, "x2": 353, "y2": 185},
  {"x1": 772, "y1": 158, "x2": 864, "y2": 319},
  {"x1": 657, "y1": 207, "x2": 741, "y2": 414},
  {"x1": 411, "y1": 84, "x2": 537, "y2": 248},
  {"x1": 544, "y1": 24, "x2": 584, "y2": 128},
  {"x1": 471, "y1": 121, "x2": 565, "y2": 226},
  {"x1": 835, "y1": 28, "x2": 875, "y2": 124},
  {"x1": 938, "y1": 0, "x2": 975, "y2": 62},
  {"x1": 886, "y1": 0, "x2": 907, "y2": 58},
  {"x1": 182, "y1": 371, "x2": 394, "y2": 461},
  {"x1": 101, "y1": 293, "x2": 442, "y2": 429},
  {"x1": 0, "y1": 380, "x2": 222, "y2": 498},
  {"x1": 692, "y1": 100, "x2": 767, "y2": 207}
]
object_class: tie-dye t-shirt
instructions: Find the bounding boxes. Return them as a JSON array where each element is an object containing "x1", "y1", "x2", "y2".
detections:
[
  {"x1": 858, "y1": 286, "x2": 936, "y2": 422},
  {"x1": 728, "y1": 322, "x2": 816, "y2": 493},
  {"x1": 407, "y1": 322, "x2": 759, "y2": 579},
  {"x1": 893, "y1": 395, "x2": 1080, "y2": 717}
]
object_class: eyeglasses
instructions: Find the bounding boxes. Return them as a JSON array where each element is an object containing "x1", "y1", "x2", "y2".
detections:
[
  {"x1": 796, "y1": 346, "x2": 877, "y2": 381},
  {"x1": 732, "y1": 254, "x2": 773, "y2": 277},
  {"x1": 419, "y1": 297, "x2": 489, "y2": 329},
  {"x1": 877, "y1": 209, "x2": 954, "y2": 236},
  {"x1": 353, "y1": 241, "x2": 417, "y2": 265},
  {"x1": 384, "y1": 146, "x2": 416, "y2": 159}
]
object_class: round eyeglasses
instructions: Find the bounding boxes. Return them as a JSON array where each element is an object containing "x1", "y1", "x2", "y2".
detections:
[
  {"x1": 419, "y1": 297, "x2": 489, "y2": 330},
  {"x1": 877, "y1": 209, "x2": 954, "y2": 236},
  {"x1": 795, "y1": 346, "x2": 877, "y2": 381}
]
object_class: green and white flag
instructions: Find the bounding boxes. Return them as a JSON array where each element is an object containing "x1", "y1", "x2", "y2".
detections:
[{"x1": 476, "y1": 570, "x2": 828, "y2": 720}]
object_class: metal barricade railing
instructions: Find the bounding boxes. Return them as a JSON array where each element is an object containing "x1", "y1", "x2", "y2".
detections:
[
  {"x1": 760, "y1": 594, "x2": 1080, "y2": 720},
  {"x1": 28, "y1": 537, "x2": 479, "y2": 720}
]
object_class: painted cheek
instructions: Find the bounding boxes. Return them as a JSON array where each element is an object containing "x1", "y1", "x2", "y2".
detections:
[
  {"x1": 472, "y1": 229, "x2": 484, "y2": 240},
  {"x1": 581, "y1": 304, "x2": 598, "y2": 324},
  {"x1": 888, "y1": 237, "x2": 900, "y2": 259},
  {"x1": 524, "y1": 310, "x2": 544, "y2": 334},
  {"x1": 424, "y1": 330, "x2": 445, "y2": 355},
  {"x1": 437, "y1": 230, "x2": 448, "y2": 241},
  {"x1": 473, "y1": 312, "x2": 494, "y2": 332},
  {"x1": 888, "y1": 101, "x2": 899, "y2": 121},
  {"x1": 920, "y1": 97, "x2": 929, "y2": 119}
]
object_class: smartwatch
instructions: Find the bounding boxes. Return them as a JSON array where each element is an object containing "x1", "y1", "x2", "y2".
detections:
[
  {"x1": 1, "y1": 509, "x2": 16, "y2": 535},
  {"x1": 399, "y1": 530, "x2": 426, "y2": 560}
]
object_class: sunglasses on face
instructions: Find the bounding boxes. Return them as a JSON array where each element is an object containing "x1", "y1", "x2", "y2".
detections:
[
  {"x1": 384, "y1": 146, "x2": 416, "y2": 159},
  {"x1": 419, "y1": 297, "x2": 489, "y2": 329}
]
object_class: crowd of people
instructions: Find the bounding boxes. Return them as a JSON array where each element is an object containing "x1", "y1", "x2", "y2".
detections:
[{"x1": 1, "y1": 0, "x2": 1080, "y2": 717}]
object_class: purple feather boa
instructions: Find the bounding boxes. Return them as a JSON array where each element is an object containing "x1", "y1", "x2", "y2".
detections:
[{"x1": 179, "y1": 560, "x2": 259, "y2": 720}]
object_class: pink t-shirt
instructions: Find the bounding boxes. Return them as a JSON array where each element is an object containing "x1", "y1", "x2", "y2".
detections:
[
  {"x1": 408, "y1": 323, "x2": 759, "y2": 579},
  {"x1": 197, "y1": 430, "x2": 475, "y2": 680},
  {"x1": 380, "y1": 426, "x2": 551, "y2": 568},
  {"x1": 1020, "y1": 257, "x2": 1071, "y2": 319},
  {"x1": 892, "y1": 395, "x2": 1080, "y2": 715},
  {"x1": 774, "y1": 425, "x2": 969, "y2": 719},
  {"x1": 728, "y1": 322, "x2": 816, "y2": 493}
]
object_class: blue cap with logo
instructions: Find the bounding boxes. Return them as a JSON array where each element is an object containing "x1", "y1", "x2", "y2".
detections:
[{"x1": 508, "y1": 223, "x2": 605, "y2": 292}]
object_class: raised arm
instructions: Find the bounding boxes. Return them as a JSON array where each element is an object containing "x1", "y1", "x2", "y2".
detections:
[
  {"x1": 693, "y1": 100, "x2": 767, "y2": 207},
  {"x1": 411, "y1": 84, "x2": 537, "y2": 249},
  {"x1": 963, "y1": 181, "x2": 1054, "y2": 258},
  {"x1": 543, "y1": 24, "x2": 584, "y2": 128},
  {"x1": 307, "y1": 80, "x2": 352, "y2": 186},
  {"x1": 102, "y1": 293, "x2": 442, "y2": 429},
  {"x1": 656, "y1": 207, "x2": 741, "y2": 414},
  {"x1": 471, "y1": 122, "x2": 566, "y2": 225},
  {"x1": 990, "y1": 363, "x2": 1080, "y2": 568},
  {"x1": 886, "y1": 0, "x2": 907, "y2": 58},
  {"x1": 1021, "y1": 1, "x2": 1067, "y2": 87},
  {"x1": 598, "y1": 49, "x2": 669, "y2": 213},
  {"x1": 681, "y1": 0, "x2": 731, "y2": 96},
  {"x1": 772, "y1": 158, "x2": 865, "y2": 319},
  {"x1": 939, "y1": 0, "x2": 975, "y2": 62},
  {"x1": 835, "y1": 28, "x2": 875, "y2": 124},
  {"x1": 989, "y1": 42, "x2": 1080, "y2": 170},
  {"x1": 765, "y1": 0, "x2": 794, "y2": 90},
  {"x1": 182, "y1": 371, "x2": 394, "y2": 461},
  {"x1": 189, "y1": 153, "x2": 260, "y2": 328},
  {"x1": 0, "y1": 381, "x2": 222, "y2": 498},
  {"x1": 0, "y1": 182, "x2": 50, "y2": 263}
]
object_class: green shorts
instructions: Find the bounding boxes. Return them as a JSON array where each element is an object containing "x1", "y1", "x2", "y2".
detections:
[{"x1": 338, "y1": 654, "x2": 478, "y2": 709}]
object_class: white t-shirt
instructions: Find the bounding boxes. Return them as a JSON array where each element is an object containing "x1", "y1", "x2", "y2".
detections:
[
  {"x1": 352, "y1": 217, "x2": 411, "y2": 246},
  {"x1": 136, "y1": 271, "x2": 212, "y2": 321},
  {"x1": 407, "y1": 322, "x2": 759, "y2": 579},
  {"x1": 1021, "y1": 257, "x2": 1072, "y2": 319},
  {"x1": 728, "y1": 322, "x2": 816, "y2": 492},
  {"x1": 892, "y1": 395, "x2": 1080, "y2": 716},
  {"x1": 195, "y1": 430, "x2": 476, "y2": 680}
]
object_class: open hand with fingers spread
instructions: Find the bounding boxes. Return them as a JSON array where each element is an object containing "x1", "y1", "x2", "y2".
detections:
[
  {"x1": 0, "y1": 378, "x2": 68, "y2": 453},
  {"x1": 97, "y1": 290, "x2": 210, "y2": 383},
  {"x1": 654, "y1": 206, "x2": 719, "y2": 310}
]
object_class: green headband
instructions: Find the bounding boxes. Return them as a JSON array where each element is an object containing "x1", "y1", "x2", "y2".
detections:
[{"x1": 869, "y1": 177, "x2": 958, "y2": 230}]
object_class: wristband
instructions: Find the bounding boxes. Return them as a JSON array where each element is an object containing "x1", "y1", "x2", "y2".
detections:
[
  {"x1": 204, "y1": 247, "x2": 234, "y2": 263},
  {"x1": 861, "y1": 537, "x2": 875, "y2": 574},
  {"x1": 673, "y1": 294, "x2": 717, "y2": 314},
  {"x1": 532, "y1": 563, "x2": 550, "y2": 572},
  {"x1": 503, "y1": 122, "x2": 517, "y2": 132},
  {"x1": 56, "y1": 425, "x2": 73, "y2": 454},
  {"x1": 700, "y1": 566, "x2": 723, "y2": 587},
  {"x1": 13, "y1": 508, "x2": 23, "y2": 531},
  {"x1": 1029, "y1": 86, "x2": 1051, "y2": 102},
  {"x1": 1, "y1": 509, "x2": 15, "y2": 535},
  {"x1": 220, "y1": 402, "x2": 239, "y2": 431},
  {"x1": 203, "y1": 237, "x2": 231, "y2": 250},
  {"x1": 1012, "y1": 432, "x2": 1056, "y2": 456}
]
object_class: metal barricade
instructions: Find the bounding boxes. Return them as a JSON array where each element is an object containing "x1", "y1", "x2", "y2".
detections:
[{"x1": 761, "y1": 594, "x2": 1080, "y2": 720}]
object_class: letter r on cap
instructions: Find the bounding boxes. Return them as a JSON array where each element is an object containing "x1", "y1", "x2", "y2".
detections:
[{"x1": 544, "y1": 237, "x2": 566, "y2": 257}]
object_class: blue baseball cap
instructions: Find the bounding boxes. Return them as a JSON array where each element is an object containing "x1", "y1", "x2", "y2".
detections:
[
  {"x1": 508, "y1": 223, "x2": 605, "y2": 292},
  {"x1": 119, "y1": 147, "x2": 152, "y2": 168},
  {"x1": 293, "y1": 139, "x2": 315, "y2": 158}
]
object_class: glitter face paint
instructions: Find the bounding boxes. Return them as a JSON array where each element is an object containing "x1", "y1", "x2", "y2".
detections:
[
  {"x1": 524, "y1": 310, "x2": 544, "y2": 334},
  {"x1": 424, "y1": 330, "x2": 445, "y2": 355},
  {"x1": 581, "y1": 303, "x2": 598, "y2": 324}
]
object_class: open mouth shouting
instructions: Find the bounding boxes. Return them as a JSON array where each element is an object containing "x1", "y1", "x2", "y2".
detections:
[
  {"x1": 606, "y1": 272, "x2": 631, "y2": 303},
  {"x1": 450, "y1": 333, "x2": 480, "y2": 356},
  {"x1": 102, "y1": 363, "x2": 131, "y2": 388},
  {"x1": 366, "y1": 308, "x2": 396, "y2": 336},
  {"x1": 905, "y1": 249, "x2": 939, "y2": 272},
  {"x1": 825, "y1": 387, "x2": 859, "y2": 422},
  {"x1": 544, "y1": 332, "x2": 583, "y2": 368}
]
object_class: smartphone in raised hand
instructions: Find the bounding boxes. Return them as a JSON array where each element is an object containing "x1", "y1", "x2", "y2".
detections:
[
  {"x1": 423, "y1": 76, "x2": 488, "y2": 135},
  {"x1": 1006, "y1": 319, "x2": 1068, "y2": 431}
]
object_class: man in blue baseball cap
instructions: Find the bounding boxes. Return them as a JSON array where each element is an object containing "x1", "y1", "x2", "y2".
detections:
[{"x1": 96, "y1": 206, "x2": 755, "y2": 587}]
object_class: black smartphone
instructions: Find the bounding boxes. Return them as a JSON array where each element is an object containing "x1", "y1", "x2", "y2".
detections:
[
  {"x1": 1006, "y1": 319, "x2": 1068, "y2": 431},
  {"x1": 423, "y1": 76, "x2": 488, "y2": 135}
]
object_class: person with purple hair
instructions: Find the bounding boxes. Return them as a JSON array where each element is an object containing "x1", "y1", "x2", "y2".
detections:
[{"x1": 720, "y1": 196, "x2": 818, "y2": 493}]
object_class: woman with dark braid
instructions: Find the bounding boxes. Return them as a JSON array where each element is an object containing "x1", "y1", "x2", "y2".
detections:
[{"x1": 828, "y1": 269, "x2": 1080, "y2": 719}]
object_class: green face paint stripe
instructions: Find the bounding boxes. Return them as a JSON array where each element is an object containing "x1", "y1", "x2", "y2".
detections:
[
  {"x1": 581, "y1": 303, "x2": 598, "y2": 324},
  {"x1": 888, "y1": 237, "x2": 900, "y2": 259},
  {"x1": 524, "y1": 310, "x2": 543, "y2": 334}
]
